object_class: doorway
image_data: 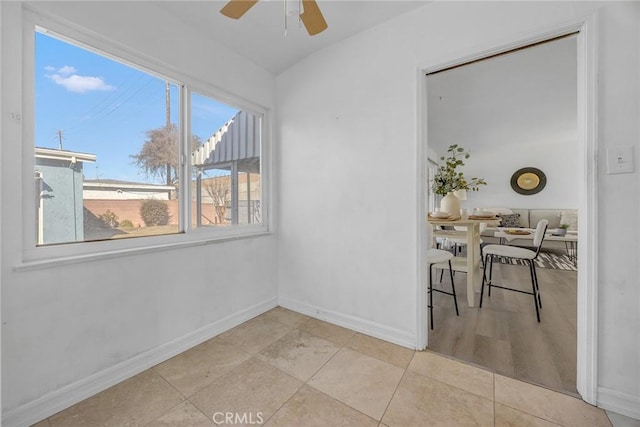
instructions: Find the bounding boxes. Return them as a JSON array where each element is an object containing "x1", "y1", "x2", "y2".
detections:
[
  {"x1": 429, "y1": 35, "x2": 578, "y2": 395},
  {"x1": 416, "y1": 18, "x2": 598, "y2": 404}
]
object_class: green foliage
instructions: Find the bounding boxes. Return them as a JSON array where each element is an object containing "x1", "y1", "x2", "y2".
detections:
[
  {"x1": 559, "y1": 223, "x2": 570, "y2": 229},
  {"x1": 431, "y1": 144, "x2": 487, "y2": 196},
  {"x1": 119, "y1": 219, "x2": 134, "y2": 228},
  {"x1": 98, "y1": 209, "x2": 119, "y2": 228},
  {"x1": 140, "y1": 199, "x2": 170, "y2": 226}
]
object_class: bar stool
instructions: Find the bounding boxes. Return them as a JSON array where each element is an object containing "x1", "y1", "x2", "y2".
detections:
[
  {"x1": 427, "y1": 248, "x2": 459, "y2": 330},
  {"x1": 480, "y1": 219, "x2": 549, "y2": 322}
]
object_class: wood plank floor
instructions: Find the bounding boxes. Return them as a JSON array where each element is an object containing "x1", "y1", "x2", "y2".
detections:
[{"x1": 428, "y1": 256, "x2": 577, "y2": 396}]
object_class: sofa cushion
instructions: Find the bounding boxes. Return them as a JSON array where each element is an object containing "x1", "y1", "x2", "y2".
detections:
[
  {"x1": 498, "y1": 213, "x2": 521, "y2": 227},
  {"x1": 560, "y1": 211, "x2": 578, "y2": 230},
  {"x1": 511, "y1": 209, "x2": 530, "y2": 227},
  {"x1": 485, "y1": 208, "x2": 514, "y2": 215},
  {"x1": 530, "y1": 209, "x2": 563, "y2": 228}
]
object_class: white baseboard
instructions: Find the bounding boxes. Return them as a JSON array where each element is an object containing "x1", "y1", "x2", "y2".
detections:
[
  {"x1": 278, "y1": 296, "x2": 417, "y2": 349},
  {"x1": 2, "y1": 297, "x2": 278, "y2": 427},
  {"x1": 598, "y1": 386, "x2": 640, "y2": 421}
]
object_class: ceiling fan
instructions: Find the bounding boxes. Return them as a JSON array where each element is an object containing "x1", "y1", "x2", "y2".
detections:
[{"x1": 220, "y1": 0, "x2": 328, "y2": 36}]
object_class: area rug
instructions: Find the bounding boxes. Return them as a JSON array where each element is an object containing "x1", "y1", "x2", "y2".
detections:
[{"x1": 492, "y1": 251, "x2": 577, "y2": 272}]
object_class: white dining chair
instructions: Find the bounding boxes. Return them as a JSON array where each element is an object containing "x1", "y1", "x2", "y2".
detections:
[
  {"x1": 480, "y1": 219, "x2": 549, "y2": 322},
  {"x1": 427, "y1": 248, "x2": 459, "y2": 330}
]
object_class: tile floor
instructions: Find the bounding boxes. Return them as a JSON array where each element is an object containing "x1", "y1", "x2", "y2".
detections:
[{"x1": 34, "y1": 307, "x2": 614, "y2": 426}]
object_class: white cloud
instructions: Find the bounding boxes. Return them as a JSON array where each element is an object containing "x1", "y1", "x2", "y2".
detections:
[
  {"x1": 57, "y1": 65, "x2": 77, "y2": 76},
  {"x1": 45, "y1": 65, "x2": 115, "y2": 94}
]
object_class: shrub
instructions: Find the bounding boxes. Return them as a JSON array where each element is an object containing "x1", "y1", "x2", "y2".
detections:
[
  {"x1": 140, "y1": 199, "x2": 170, "y2": 226},
  {"x1": 99, "y1": 209, "x2": 119, "y2": 228},
  {"x1": 119, "y1": 219, "x2": 134, "y2": 228}
]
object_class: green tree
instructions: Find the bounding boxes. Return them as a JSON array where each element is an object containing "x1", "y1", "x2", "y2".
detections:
[{"x1": 131, "y1": 124, "x2": 202, "y2": 188}]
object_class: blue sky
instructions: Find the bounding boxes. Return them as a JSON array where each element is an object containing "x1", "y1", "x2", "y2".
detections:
[{"x1": 35, "y1": 31, "x2": 238, "y2": 183}]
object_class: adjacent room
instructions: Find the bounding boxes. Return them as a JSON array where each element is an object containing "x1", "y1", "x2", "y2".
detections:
[
  {"x1": 426, "y1": 35, "x2": 580, "y2": 395},
  {"x1": 1, "y1": 1, "x2": 638, "y2": 426}
]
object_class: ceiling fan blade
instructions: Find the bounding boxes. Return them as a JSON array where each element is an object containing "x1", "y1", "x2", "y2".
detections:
[
  {"x1": 220, "y1": 0, "x2": 259, "y2": 19},
  {"x1": 300, "y1": 0, "x2": 328, "y2": 36}
]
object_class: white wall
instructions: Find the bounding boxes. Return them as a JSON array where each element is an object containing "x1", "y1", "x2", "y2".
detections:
[
  {"x1": 428, "y1": 37, "x2": 579, "y2": 210},
  {"x1": 276, "y1": 19, "x2": 421, "y2": 345},
  {"x1": 277, "y1": 0, "x2": 639, "y2": 418},
  {"x1": 1, "y1": 2, "x2": 277, "y2": 425},
  {"x1": 0, "y1": 3, "x2": 3, "y2": 425}
]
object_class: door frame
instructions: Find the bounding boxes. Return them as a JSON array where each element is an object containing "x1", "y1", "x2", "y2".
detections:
[{"x1": 415, "y1": 14, "x2": 598, "y2": 404}]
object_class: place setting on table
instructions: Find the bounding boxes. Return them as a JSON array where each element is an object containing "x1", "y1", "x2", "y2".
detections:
[{"x1": 427, "y1": 207, "x2": 499, "y2": 223}]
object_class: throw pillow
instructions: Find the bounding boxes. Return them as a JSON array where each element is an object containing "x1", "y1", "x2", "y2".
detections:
[
  {"x1": 498, "y1": 213, "x2": 521, "y2": 227},
  {"x1": 560, "y1": 211, "x2": 578, "y2": 231}
]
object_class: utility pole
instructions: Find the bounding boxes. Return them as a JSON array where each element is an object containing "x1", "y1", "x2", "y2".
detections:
[
  {"x1": 165, "y1": 81, "x2": 170, "y2": 128},
  {"x1": 57, "y1": 130, "x2": 63, "y2": 150}
]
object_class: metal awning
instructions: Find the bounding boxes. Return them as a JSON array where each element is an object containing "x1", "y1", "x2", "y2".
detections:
[{"x1": 191, "y1": 111, "x2": 261, "y2": 173}]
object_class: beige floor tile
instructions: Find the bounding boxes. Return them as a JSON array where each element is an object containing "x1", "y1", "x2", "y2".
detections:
[
  {"x1": 264, "y1": 385, "x2": 377, "y2": 427},
  {"x1": 217, "y1": 316, "x2": 292, "y2": 354},
  {"x1": 606, "y1": 411, "x2": 640, "y2": 427},
  {"x1": 260, "y1": 307, "x2": 311, "y2": 327},
  {"x1": 190, "y1": 358, "x2": 303, "y2": 424},
  {"x1": 30, "y1": 420, "x2": 50, "y2": 427},
  {"x1": 495, "y1": 374, "x2": 611, "y2": 427},
  {"x1": 408, "y1": 350, "x2": 494, "y2": 398},
  {"x1": 257, "y1": 330, "x2": 340, "y2": 381},
  {"x1": 299, "y1": 318, "x2": 356, "y2": 346},
  {"x1": 147, "y1": 401, "x2": 214, "y2": 426},
  {"x1": 49, "y1": 370, "x2": 183, "y2": 427},
  {"x1": 153, "y1": 337, "x2": 251, "y2": 397},
  {"x1": 345, "y1": 333, "x2": 415, "y2": 369},
  {"x1": 495, "y1": 403, "x2": 561, "y2": 426},
  {"x1": 382, "y1": 370, "x2": 494, "y2": 427},
  {"x1": 307, "y1": 348, "x2": 404, "y2": 421}
]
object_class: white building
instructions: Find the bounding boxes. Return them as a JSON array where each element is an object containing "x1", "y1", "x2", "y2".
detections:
[{"x1": 83, "y1": 179, "x2": 174, "y2": 200}]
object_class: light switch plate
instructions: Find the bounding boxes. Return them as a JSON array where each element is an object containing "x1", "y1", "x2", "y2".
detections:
[{"x1": 607, "y1": 146, "x2": 635, "y2": 174}]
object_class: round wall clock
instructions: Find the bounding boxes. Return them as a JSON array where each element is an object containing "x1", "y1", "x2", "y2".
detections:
[{"x1": 510, "y1": 167, "x2": 546, "y2": 195}]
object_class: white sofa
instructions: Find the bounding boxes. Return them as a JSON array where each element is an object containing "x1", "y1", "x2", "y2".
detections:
[{"x1": 480, "y1": 208, "x2": 578, "y2": 251}]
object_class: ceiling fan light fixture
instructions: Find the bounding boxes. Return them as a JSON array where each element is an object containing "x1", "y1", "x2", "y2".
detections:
[
  {"x1": 220, "y1": 0, "x2": 327, "y2": 36},
  {"x1": 284, "y1": 0, "x2": 302, "y2": 17}
]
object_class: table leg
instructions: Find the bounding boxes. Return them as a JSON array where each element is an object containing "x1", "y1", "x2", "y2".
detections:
[
  {"x1": 466, "y1": 223, "x2": 481, "y2": 307},
  {"x1": 565, "y1": 240, "x2": 578, "y2": 265}
]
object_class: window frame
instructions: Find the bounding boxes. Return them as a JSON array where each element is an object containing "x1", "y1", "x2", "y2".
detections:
[
  {"x1": 427, "y1": 158, "x2": 439, "y2": 212},
  {"x1": 19, "y1": 9, "x2": 270, "y2": 268}
]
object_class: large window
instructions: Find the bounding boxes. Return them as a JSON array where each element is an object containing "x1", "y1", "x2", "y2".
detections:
[{"x1": 33, "y1": 29, "x2": 265, "y2": 248}]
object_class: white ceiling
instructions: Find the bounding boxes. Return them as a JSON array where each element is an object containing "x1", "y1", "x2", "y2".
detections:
[
  {"x1": 159, "y1": 1, "x2": 428, "y2": 74},
  {"x1": 427, "y1": 35, "x2": 578, "y2": 153}
]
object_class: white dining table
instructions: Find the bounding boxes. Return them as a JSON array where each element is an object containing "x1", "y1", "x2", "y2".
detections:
[{"x1": 428, "y1": 216, "x2": 501, "y2": 307}]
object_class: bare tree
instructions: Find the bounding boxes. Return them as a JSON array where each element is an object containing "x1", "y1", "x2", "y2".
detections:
[
  {"x1": 131, "y1": 124, "x2": 201, "y2": 191},
  {"x1": 203, "y1": 175, "x2": 231, "y2": 224}
]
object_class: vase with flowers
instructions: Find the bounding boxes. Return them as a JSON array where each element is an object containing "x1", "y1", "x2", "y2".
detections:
[{"x1": 432, "y1": 144, "x2": 487, "y2": 216}]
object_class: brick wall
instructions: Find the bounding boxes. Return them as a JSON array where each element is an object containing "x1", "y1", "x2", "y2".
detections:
[{"x1": 84, "y1": 199, "x2": 218, "y2": 227}]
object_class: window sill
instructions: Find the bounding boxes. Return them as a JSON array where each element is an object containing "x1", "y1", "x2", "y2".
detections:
[{"x1": 14, "y1": 229, "x2": 271, "y2": 272}]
